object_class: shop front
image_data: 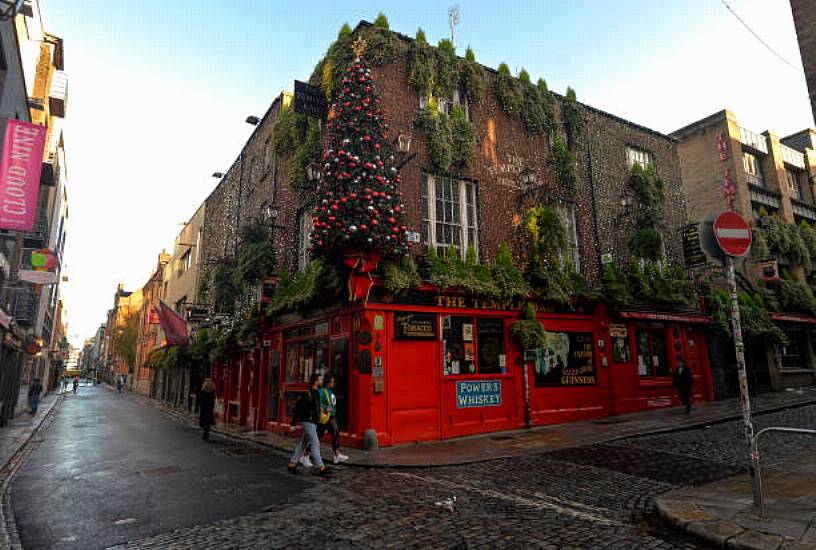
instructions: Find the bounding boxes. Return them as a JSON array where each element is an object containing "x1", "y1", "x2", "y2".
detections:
[
  {"x1": 768, "y1": 314, "x2": 816, "y2": 390},
  {"x1": 237, "y1": 292, "x2": 715, "y2": 448}
]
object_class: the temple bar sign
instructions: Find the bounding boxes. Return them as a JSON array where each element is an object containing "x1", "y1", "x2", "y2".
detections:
[{"x1": 293, "y1": 80, "x2": 327, "y2": 120}]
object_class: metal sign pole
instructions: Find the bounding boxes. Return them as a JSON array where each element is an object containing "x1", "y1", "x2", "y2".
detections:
[{"x1": 724, "y1": 255, "x2": 760, "y2": 505}]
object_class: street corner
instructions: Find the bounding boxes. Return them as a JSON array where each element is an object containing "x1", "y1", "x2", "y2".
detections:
[{"x1": 656, "y1": 496, "x2": 719, "y2": 530}]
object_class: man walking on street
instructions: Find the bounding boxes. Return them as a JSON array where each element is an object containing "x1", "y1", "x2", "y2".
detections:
[
  {"x1": 28, "y1": 378, "x2": 43, "y2": 414},
  {"x1": 72, "y1": 376, "x2": 79, "y2": 394},
  {"x1": 674, "y1": 361, "x2": 694, "y2": 414}
]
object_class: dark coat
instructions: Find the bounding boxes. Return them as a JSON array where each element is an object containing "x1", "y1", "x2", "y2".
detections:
[
  {"x1": 28, "y1": 382, "x2": 42, "y2": 397},
  {"x1": 199, "y1": 389, "x2": 216, "y2": 428},
  {"x1": 292, "y1": 389, "x2": 321, "y2": 424},
  {"x1": 674, "y1": 365, "x2": 693, "y2": 396}
]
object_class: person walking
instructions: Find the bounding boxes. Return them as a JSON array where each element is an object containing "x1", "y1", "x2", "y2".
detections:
[
  {"x1": 318, "y1": 375, "x2": 348, "y2": 464},
  {"x1": 62, "y1": 376, "x2": 68, "y2": 392},
  {"x1": 199, "y1": 378, "x2": 216, "y2": 441},
  {"x1": 28, "y1": 378, "x2": 43, "y2": 414},
  {"x1": 287, "y1": 373, "x2": 330, "y2": 476},
  {"x1": 116, "y1": 376, "x2": 123, "y2": 394},
  {"x1": 72, "y1": 376, "x2": 79, "y2": 394},
  {"x1": 674, "y1": 361, "x2": 694, "y2": 414}
]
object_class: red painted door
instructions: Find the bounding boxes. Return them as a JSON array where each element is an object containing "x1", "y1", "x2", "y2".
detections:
[{"x1": 387, "y1": 336, "x2": 441, "y2": 444}]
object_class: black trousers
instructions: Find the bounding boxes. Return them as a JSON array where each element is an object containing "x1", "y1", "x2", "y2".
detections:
[{"x1": 317, "y1": 417, "x2": 340, "y2": 452}]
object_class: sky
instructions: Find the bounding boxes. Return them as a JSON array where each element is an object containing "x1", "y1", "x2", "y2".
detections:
[{"x1": 44, "y1": 0, "x2": 813, "y2": 345}]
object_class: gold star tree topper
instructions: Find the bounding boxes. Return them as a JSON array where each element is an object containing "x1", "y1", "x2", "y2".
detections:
[{"x1": 352, "y1": 35, "x2": 367, "y2": 60}]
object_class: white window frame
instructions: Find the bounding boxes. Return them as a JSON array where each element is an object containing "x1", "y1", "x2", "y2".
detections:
[
  {"x1": 626, "y1": 146, "x2": 654, "y2": 169},
  {"x1": 554, "y1": 201, "x2": 581, "y2": 271},
  {"x1": 297, "y1": 212, "x2": 312, "y2": 271},
  {"x1": 422, "y1": 174, "x2": 479, "y2": 257},
  {"x1": 742, "y1": 151, "x2": 765, "y2": 187}
]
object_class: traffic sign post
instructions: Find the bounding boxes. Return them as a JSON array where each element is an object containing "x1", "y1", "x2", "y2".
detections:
[{"x1": 713, "y1": 210, "x2": 760, "y2": 506}]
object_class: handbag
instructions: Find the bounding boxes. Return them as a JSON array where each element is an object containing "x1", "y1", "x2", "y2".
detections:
[{"x1": 318, "y1": 388, "x2": 331, "y2": 425}]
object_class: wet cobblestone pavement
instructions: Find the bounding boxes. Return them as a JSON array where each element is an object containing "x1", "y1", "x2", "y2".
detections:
[{"x1": 12, "y1": 388, "x2": 816, "y2": 549}]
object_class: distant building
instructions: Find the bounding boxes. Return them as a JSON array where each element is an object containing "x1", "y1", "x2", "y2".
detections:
[{"x1": 791, "y1": 0, "x2": 816, "y2": 124}]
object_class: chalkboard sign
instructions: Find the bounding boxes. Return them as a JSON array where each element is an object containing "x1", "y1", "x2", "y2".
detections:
[
  {"x1": 682, "y1": 223, "x2": 707, "y2": 268},
  {"x1": 394, "y1": 312, "x2": 437, "y2": 340},
  {"x1": 294, "y1": 80, "x2": 328, "y2": 120}
]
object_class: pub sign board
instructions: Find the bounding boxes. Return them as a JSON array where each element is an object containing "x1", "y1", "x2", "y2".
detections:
[
  {"x1": 533, "y1": 332, "x2": 597, "y2": 386},
  {"x1": 456, "y1": 380, "x2": 502, "y2": 408},
  {"x1": 394, "y1": 312, "x2": 437, "y2": 340},
  {"x1": 294, "y1": 80, "x2": 328, "y2": 120}
]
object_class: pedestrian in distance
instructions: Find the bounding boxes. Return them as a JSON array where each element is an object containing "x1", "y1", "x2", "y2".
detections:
[
  {"x1": 72, "y1": 376, "x2": 78, "y2": 394},
  {"x1": 199, "y1": 378, "x2": 216, "y2": 441},
  {"x1": 287, "y1": 373, "x2": 330, "y2": 477},
  {"x1": 28, "y1": 378, "x2": 43, "y2": 414},
  {"x1": 318, "y1": 374, "x2": 348, "y2": 465},
  {"x1": 673, "y1": 361, "x2": 694, "y2": 414},
  {"x1": 116, "y1": 376, "x2": 123, "y2": 394},
  {"x1": 62, "y1": 376, "x2": 68, "y2": 392}
]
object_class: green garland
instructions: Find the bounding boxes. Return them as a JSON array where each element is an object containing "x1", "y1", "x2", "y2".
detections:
[
  {"x1": 526, "y1": 205, "x2": 565, "y2": 261},
  {"x1": 286, "y1": 120, "x2": 322, "y2": 193},
  {"x1": 266, "y1": 260, "x2": 341, "y2": 315},
  {"x1": 384, "y1": 256, "x2": 422, "y2": 295},
  {"x1": 562, "y1": 87, "x2": 585, "y2": 151},
  {"x1": 460, "y1": 47, "x2": 484, "y2": 103},
  {"x1": 629, "y1": 227, "x2": 664, "y2": 261},
  {"x1": 628, "y1": 163, "x2": 666, "y2": 260},
  {"x1": 415, "y1": 104, "x2": 475, "y2": 174},
  {"x1": 407, "y1": 31, "x2": 435, "y2": 95},
  {"x1": 602, "y1": 260, "x2": 695, "y2": 308},
  {"x1": 511, "y1": 303, "x2": 545, "y2": 350},
  {"x1": 549, "y1": 136, "x2": 577, "y2": 193},
  {"x1": 757, "y1": 213, "x2": 811, "y2": 269},
  {"x1": 496, "y1": 63, "x2": 521, "y2": 116},
  {"x1": 434, "y1": 39, "x2": 458, "y2": 97}
]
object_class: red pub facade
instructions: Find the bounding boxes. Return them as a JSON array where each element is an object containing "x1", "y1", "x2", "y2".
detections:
[{"x1": 203, "y1": 21, "x2": 714, "y2": 448}]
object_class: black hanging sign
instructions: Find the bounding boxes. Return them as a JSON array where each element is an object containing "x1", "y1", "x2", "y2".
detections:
[
  {"x1": 394, "y1": 312, "x2": 437, "y2": 340},
  {"x1": 682, "y1": 223, "x2": 707, "y2": 268},
  {"x1": 293, "y1": 80, "x2": 328, "y2": 120}
]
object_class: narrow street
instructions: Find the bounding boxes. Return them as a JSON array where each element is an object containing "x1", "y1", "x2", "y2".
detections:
[{"x1": 9, "y1": 385, "x2": 816, "y2": 549}]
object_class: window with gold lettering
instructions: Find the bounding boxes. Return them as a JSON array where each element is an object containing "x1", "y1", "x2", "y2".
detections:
[{"x1": 442, "y1": 316, "x2": 506, "y2": 376}]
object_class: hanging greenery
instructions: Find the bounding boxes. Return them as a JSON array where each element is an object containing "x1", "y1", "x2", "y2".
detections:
[
  {"x1": 362, "y1": 25, "x2": 406, "y2": 67},
  {"x1": 629, "y1": 227, "x2": 664, "y2": 261},
  {"x1": 407, "y1": 30, "x2": 436, "y2": 95},
  {"x1": 525, "y1": 257, "x2": 596, "y2": 304},
  {"x1": 234, "y1": 240, "x2": 276, "y2": 287},
  {"x1": 562, "y1": 87, "x2": 585, "y2": 151},
  {"x1": 757, "y1": 213, "x2": 811, "y2": 269},
  {"x1": 373, "y1": 12, "x2": 389, "y2": 29},
  {"x1": 549, "y1": 135, "x2": 578, "y2": 193},
  {"x1": 799, "y1": 220, "x2": 816, "y2": 261},
  {"x1": 384, "y1": 255, "x2": 422, "y2": 295},
  {"x1": 706, "y1": 289, "x2": 786, "y2": 345},
  {"x1": 520, "y1": 76, "x2": 548, "y2": 135},
  {"x1": 213, "y1": 262, "x2": 240, "y2": 314},
  {"x1": 751, "y1": 227, "x2": 770, "y2": 259},
  {"x1": 150, "y1": 348, "x2": 167, "y2": 370},
  {"x1": 273, "y1": 108, "x2": 305, "y2": 155},
  {"x1": 286, "y1": 120, "x2": 323, "y2": 193},
  {"x1": 266, "y1": 260, "x2": 342, "y2": 315},
  {"x1": 526, "y1": 205, "x2": 565, "y2": 261},
  {"x1": 496, "y1": 62, "x2": 521, "y2": 116},
  {"x1": 460, "y1": 47, "x2": 484, "y2": 103},
  {"x1": 492, "y1": 244, "x2": 531, "y2": 299},
  {"x1": 774, "y1": 271, "x2": 816, "y2": 315},
  {"x1": 196, "y1": 268, "x2": 211, "y2": 304},
  {"x1": 415, "y1": 103, "x2": 475, "y2": 174},
  {"x1": 434, "y1": 39, "x2": 458, "y2": 97},
  {"x1": 511, "y1": 303, "x2": 546, "y2": 350},
  {"x1": 601, "y1": 260, "x2": 695, "y2": 308}
]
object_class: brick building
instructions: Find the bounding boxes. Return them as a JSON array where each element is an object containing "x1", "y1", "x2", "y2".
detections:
[
  {"x1": 791, "y1": 0, "x2": 816, "y2": 125},
  {"x1": 673, "y1": 109, "x2": 816, "y2": 395},
  {"x1": 191, "y1": 21, "x2": 713, "y2": 446}
]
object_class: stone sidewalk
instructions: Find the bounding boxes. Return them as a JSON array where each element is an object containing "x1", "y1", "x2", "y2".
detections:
[
  {"x1": 0, "y1": 389, "x2": 64, "y2": 476},
  {"x1": 140, "y1": 385, "x2": 816, "y2": 468},
  {"x1": 657, "y1": 454, "x2": 816, "y2": 549}
]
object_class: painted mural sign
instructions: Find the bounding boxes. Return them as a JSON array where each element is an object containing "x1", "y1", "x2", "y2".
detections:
[
  {"x1": 533, "y1": 332, "x2": 596, "y2": 386},
  {"x1": 0, "y1": 119, "x2": 47, "y2": 231},
  {"x1": 456, "y1": 380, "x2": 502, "y2": 408}
]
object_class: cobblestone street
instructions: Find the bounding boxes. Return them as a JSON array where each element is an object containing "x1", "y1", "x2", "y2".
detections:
[{"x1": 9, "y1": 386, "x2": 816, "y2": 549}]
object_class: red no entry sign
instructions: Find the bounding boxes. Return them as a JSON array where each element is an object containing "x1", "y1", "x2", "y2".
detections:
[{"x1": 714, "y1": 211, "x2": 752, "y2": 257}]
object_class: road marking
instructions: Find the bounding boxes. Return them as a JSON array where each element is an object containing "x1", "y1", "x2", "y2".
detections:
[
  {"x1": 390, "y1": 472, "x2": 622, "y2": 526},
  {"x1": 114, "y1": 518, "x2": 137, "y2": 525}
]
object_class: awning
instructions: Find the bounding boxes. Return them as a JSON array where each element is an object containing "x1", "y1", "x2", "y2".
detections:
[
  {"x1": 617, "y1": 311, "x2": 712, "y2": 325},
  {"x1": 156, "y1": 301, "x2": 190, "y2": 347},
  {"x1": 771, "y1": 313, "x2": 816, "y2": 325}
]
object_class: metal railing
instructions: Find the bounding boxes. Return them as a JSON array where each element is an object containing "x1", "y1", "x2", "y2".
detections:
[{"x1": 751, "y1": 426, "x2": 816, "y2": 516}]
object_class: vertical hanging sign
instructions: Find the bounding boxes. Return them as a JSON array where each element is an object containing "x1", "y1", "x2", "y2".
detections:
[{"x1": 0, "y1": 119, "x2": 46, "y2": 231}]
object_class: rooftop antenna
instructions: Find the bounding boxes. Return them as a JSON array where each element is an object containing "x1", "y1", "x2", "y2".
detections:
[{"x1": 449, "y1": 4, "x2": 459, "y2": 48}]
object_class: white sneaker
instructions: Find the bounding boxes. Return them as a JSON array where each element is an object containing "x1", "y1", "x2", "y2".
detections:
[
  {"x1": 298, "y1": 455, "x2": 313, "y2": 468},
  {"x1": 336, "y1": 452, "x2": 349, "y2": 463}
]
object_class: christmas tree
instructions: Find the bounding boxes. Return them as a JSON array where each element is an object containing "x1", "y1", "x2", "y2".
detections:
[{"x1": 310, "y1": 37, "x2": 409, "y2": 265}]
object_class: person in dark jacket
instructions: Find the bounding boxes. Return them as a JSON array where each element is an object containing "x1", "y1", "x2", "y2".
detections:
[
  {"x1": 28, "y1": 378, "x2": 43, "y2": 414},
  {"x1": 287, "y1": 373, "x2": 329, "y2": 476},
  {"x1": 674, "y1": 362, "x2": 694, "y2": 414},
  {"x1": 199, "y1": 378, "x2": 216, "y2": 441}
]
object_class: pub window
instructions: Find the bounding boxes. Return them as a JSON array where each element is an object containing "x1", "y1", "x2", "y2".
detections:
[
  {"x1": 626, "y1": 146, "x2": 653, "y2": 169},
  {"x1": 742, "y1": 151, "x2": 765, "y2": 188},
  {"x1": 421, "y1": 173, "x2": 479, "y2": 257},
  {"x1": 284, "y1": 323, "x2": 330, "y2": 383},
  {"x1": 297, "y1": 211, "x2": 312, "y2": 271},
  {"x1": 442, "y1": 316, "x2": 505, "y2": 376},
  {"x1": 636, "y1": 326, "x2": 669, "y2": 377},
  {"x1": 786, "y1": 168, "x2": 803, "y2": 201}
]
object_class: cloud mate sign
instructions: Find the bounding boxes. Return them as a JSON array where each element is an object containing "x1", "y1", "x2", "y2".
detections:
[
  {"x1": 713, "y1": 211, "x2": 752, "y2": 257},
  {"x1": 0, "y1": 119, "x2": 46, "y2": 232}
]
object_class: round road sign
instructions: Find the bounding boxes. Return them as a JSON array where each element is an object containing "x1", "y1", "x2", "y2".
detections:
[{"x1": 713, "y1": 211, "x2": 752, "y2": 257}]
